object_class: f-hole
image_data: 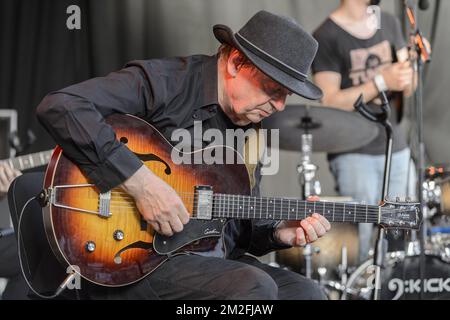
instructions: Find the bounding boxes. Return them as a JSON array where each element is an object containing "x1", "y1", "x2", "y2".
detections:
[{"x1": 119, "y1": 136, "x2": 171, "y2": 175}]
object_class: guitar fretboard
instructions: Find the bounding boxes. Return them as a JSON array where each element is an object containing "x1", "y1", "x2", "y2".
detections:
[
  {"x1": 1, "y1": 150, "x2": 53, "y2": 171},
  {"x1": 211, "y1": 194, "x2": 380, "y2": 224}
]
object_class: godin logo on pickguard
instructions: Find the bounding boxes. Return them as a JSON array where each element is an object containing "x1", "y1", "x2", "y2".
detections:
[
  {"x1": 204, "y1": 228, "x2": 221, "y2": 236},
  {"x1": 388, "y1": 277, "x2": 450, "y2": 300}
]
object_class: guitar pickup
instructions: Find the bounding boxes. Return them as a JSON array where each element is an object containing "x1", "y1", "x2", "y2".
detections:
[
  {"x1": 98, "y1": 191, "x2": 112, "y2": 218},
  {"x1": 194, "y1": 186, "x2": 213, "y2": 220}
]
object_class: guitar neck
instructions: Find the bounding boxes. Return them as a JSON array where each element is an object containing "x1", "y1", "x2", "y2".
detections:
[
  {"x1": 211, "y1": 194, "x2": 380, "y2": 224},
  {"x1": 1, "y1": 150, "x2": 53, "y2": 171}
]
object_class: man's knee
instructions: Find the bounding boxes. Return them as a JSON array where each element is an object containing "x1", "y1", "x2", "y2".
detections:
[
  {"x1": 301, "y1": 279, "x2": 327, "y2": 300},
  {"x1": 230, "y1": 266, "x2": 278, "y2": 300},
  {"x1": 278, "y1": 274, "x2": 327, "y2": 300}
]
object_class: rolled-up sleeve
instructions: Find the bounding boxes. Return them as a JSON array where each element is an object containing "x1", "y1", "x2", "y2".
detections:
[{"x1": 36, "y1": 65, "x2": 154, "y2": 192}]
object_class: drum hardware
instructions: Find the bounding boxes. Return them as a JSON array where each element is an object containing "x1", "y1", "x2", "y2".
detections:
[
  {"x1": 317, "y1": 267, "x2": 327, "y2": 286},
  {"x1": 296, "y1": 112, "x2": 321, "y2": 279},
  {"x1": 338, "y1": 246, "x2": 348, "y2": 288},
  {"x1": 423, "y1": 165, "x2": 450, "y2": 217}
]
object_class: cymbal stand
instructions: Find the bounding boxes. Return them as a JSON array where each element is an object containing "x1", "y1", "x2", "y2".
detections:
[{"x1": 297, "y1": 116, "x2": 321, "y2": 279}]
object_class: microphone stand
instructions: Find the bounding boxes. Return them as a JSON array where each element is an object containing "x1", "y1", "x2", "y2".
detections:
[
  {"x1": 404, "y1": 0, "x2": 431, "y2": 300},
  {"x1": 354, "y1": 92, "x2": 393, "y2": 300}
]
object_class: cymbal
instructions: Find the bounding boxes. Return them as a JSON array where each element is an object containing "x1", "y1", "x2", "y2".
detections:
[{"x1": 263, "y1": 104, "x2": 379, "y2": 153}]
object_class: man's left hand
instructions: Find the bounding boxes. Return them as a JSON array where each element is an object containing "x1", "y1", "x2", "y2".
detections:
[{"x1": 273, "y1": 196, "x2": 331, "y2": 247}]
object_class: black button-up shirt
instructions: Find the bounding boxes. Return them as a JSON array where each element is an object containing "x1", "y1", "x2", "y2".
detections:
[{"x1": 37, "y1": 54, "x2": 289, "y2": 258}]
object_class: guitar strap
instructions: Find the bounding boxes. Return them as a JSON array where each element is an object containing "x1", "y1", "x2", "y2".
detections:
[{"x1": 243, "y1": 122, "x2": 265, "y2": 191}]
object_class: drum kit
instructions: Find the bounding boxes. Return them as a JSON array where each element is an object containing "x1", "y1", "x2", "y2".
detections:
[{"x1": 263, "y1": 104, "x2": 450, "y2": 300}]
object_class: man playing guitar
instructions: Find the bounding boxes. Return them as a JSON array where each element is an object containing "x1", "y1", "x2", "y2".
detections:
[{"x1": 36, "y1": 11, "x2": 331, "y2": 299}]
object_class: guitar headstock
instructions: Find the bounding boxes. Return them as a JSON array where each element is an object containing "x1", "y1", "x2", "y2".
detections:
[{"x1": 379, "y1": 198, "x2": 421, "y2": 230}]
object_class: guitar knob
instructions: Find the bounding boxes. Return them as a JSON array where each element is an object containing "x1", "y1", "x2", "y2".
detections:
[
  {"x1": 113, "y1": 230, "x2": 125, "y2": 241},
  {"x1": 85, "y1": 241, "x2": 96, "y2": 253}
]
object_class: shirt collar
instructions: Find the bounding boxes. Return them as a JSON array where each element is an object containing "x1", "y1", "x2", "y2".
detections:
[{"x1": 197, "y1": 54, "x2": 220, "y2": 109}]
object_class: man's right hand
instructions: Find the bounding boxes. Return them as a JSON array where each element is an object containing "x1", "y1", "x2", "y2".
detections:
[
  {"x1": 380, "y1": 61, "x2": 414, "y2": 92},
  {"x1": 120, "y1": 165, "x2": 190, "y2": 237}
]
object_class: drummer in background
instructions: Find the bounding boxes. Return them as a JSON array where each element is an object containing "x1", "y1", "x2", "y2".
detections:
[{"x1": 312, "y1": 0, "x2": 421, "y2": 263}]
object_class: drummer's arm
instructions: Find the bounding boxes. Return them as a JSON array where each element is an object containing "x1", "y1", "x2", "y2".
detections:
[{"x1": 313, "y1": 71, "x2": 379, "y2": 112}]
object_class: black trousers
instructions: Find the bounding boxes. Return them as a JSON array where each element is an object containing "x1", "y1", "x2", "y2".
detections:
[{"x1": 84, "y1": 254, "x2": 327, "y2": 300}]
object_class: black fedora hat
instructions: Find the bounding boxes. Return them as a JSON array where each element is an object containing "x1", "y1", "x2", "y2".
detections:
[{"x1": 213, "y1": 10, "x2": 323, "y2": 100}]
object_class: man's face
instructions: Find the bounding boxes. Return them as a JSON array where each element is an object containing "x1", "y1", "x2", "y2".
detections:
[{"x1": 223, "y1": 51, "x2": 291, "y2": 126}]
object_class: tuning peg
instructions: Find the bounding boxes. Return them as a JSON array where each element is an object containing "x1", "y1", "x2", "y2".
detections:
[{"x1": 396, "y1": 196, "x2": 401, "y2": 202}]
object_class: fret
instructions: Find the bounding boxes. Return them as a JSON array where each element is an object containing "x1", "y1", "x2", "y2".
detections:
[
  {"x1": 247, "y1": 197, "x2": 251, "y2": 219},
  {"x1": 315, "y1": 201, "x2": 324, "y2": 218},
  {"x1": 236, "y1": 195, "x2": 239, "y2": 218},
  {"x1": 237, "y1": 195, "x2": 241, "y2": 218},
  {"x1": 288, "y1": 199, "x2": 291, "y2": 220},
  {"x1": 253, "y1": 197, "x2": 256, "y2": 219},
  {"x1": 313, "y1": 201, "x2": 316, "y2": 217},
  {"x1": 306, "y1": 202, "x2": 313, "y2": 217},
  {"x1": 304, "y1": 200, "x2": 307, "y2": 219},
  {"x1": 296, "y1": 199, "x2": 299, "y2": 221},
  {"x1": 222, "y1": 194, "x2": 225, "y2": 218},
  {"x1": 280, "y1": 198, "x2": 283, "y2": 221},
  {"x1": 227, "y1": 196, "x2": 233, "y2": 217},
  {"x1": 8, "y1": 159, "x2": 14, "y2": 170},
  {"x1": 331, "y1": 202, "x2": 336, "y2": 221},
  {"x1": 39, "y1": 152, "x2": 45, "y2": 164},
  {"x1": 29, "y1": 155, "x2": 35, "y2": 168},
  {"x1": 343, "y1": 203, "x2": 346, "y2": 222},
  {"x1": 354, "y1": 203, "x2": 357, "y2": 223},
  {"x1": 271, "y1": 198, "x2": 275, "y2": 219},
  {"x1": 18, "y1": 157, "x2": 23, "y2": 170},
  {"x1": 217, "y1": 194, "x2": 221, "y2": 218},
  {"x1": 324, "y1": 202, "x2": 331, "y2": 220},
  {"x1": 22, "y1": 157, "x2": 29, "y2": 169},
  {"x1": 261, "y1": 197, "x2": 263, "y2": 219}
]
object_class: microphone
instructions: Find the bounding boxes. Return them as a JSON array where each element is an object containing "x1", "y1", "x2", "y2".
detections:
[{"x1": 419, "y1": 0, "x2": 430, "y2": 10}]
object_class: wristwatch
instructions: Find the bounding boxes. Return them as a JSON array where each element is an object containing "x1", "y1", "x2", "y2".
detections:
[{"x1": 374, "y1": 74, "x2": 388, "y2": 93}]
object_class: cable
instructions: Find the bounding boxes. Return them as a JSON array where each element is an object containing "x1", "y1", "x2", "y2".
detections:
[{"x1": 16, "y1": 195, "x2": 74, "y2": 300}]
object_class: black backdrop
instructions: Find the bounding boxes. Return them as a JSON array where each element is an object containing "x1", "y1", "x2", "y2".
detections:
[{"x1": 0, "y1": 0, "x2": 168, "y2": 152}]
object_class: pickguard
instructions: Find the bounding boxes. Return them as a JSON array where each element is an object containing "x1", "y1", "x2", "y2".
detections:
[{"x1": 153, "y1": 219, "x2": 226, "y2": 255}]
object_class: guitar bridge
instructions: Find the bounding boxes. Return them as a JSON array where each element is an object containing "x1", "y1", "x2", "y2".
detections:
[
  {"x1": 194, "y1": 186, "x2": 213, "y2": 220},
  {"x1": 47, "y1": 184, "x2": 112, "y2": 217}
]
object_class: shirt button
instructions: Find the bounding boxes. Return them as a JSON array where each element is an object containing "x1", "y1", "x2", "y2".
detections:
[{"x1": 192, "y1": 112, "x2": 199, "y2": 119}]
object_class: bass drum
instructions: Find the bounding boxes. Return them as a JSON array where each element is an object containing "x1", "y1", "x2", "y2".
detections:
[{"x1": 344, "y1": 252, "x2": 450, "y2": 300}]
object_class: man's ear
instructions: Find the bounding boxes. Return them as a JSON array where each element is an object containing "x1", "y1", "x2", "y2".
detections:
[{"x1": 226, "y1": 49, "x2": 241, "y2": 78}]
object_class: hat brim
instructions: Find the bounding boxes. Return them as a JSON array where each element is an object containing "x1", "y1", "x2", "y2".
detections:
[{"x1": 213, "y1": 24, "x2": 323, "y2": 101}]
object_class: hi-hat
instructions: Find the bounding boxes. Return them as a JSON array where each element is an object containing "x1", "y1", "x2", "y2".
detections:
[{"x1": 263, "y1": 104, "x2": 379, "y2": 153}]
